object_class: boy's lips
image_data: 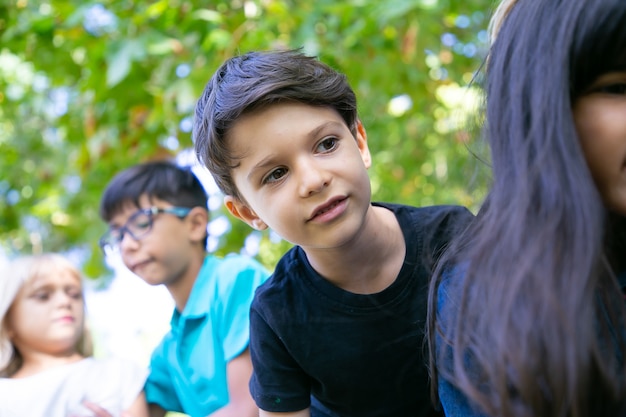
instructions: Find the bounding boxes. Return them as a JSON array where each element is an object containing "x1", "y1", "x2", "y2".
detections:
[
  {"x1": 129, "y1": 259, "x2": 151, "y2": 273},
  {"x1": 308, "y1": 196, "x2": 347, "y2": 222}
]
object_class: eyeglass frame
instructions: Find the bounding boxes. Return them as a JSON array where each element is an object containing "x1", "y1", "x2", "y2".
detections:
[{"x1": 99, "y1": 206, "x2": 192, "y2": 254}]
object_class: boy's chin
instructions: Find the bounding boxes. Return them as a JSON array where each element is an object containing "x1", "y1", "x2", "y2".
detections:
[{"x1": 139, "y1": 275, "x2": 167, "y2": 286}]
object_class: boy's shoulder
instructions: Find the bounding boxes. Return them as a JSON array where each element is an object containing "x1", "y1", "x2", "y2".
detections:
[
  {"x1": 263, "y1": 203, "x2": 473, "y2": 277},
  {"x1": 194, "y1": 253, "x2": 270, "y2": 296},
  {"x1": 372, "y1": 201, "x2": 474, "y2": 231},
  {"x1": 253, "y1": 203, "x2": 474, "y2": 302},
  {"x1": 256, "y1": 245, "x2": 300, "y2": 281},
  {"x1": 251, "y1": 246, "x2": 304, "y2": 300},
  {"x1": 207, "y1": 252, "x2": 268, "y2": 272}
]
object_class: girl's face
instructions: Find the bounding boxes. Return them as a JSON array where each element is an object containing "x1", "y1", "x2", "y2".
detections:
[
  {"x1": 5, "y1": 267, "x2": 85, "y2": 357},
  {"x1": 574, "y1": 71, "x2": 626, "y2": 215}
]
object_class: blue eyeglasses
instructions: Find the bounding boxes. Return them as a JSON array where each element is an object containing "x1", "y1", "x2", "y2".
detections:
[{"x1": 99, "y1": 206, "x2": 191, "y2": 254}]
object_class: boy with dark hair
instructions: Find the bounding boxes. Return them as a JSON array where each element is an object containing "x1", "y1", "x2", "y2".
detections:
[
  {"x1": 99, "y1": 160, "x2": 269, "y2": 417},
  {"x1": 193, "y1": 49, "x2": 473, "y2": 417}
]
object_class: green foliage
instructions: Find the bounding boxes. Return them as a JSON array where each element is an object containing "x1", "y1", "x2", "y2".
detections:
[{"x1": 0, "y1": 0, "x2": 493, "y2": 278}]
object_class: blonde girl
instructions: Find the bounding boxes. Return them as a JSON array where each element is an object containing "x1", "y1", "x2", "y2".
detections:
[{"x1": 0, "y1": 254, "x2": 149, "y2": 417}]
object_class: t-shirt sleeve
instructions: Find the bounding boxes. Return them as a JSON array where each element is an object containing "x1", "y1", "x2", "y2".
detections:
[
  {"x1": 144, "y1": 339, "x2": 184, "y2": 412},
  {"x1": 434, "y1": 206, "x2": 473, "y2": 246},
  {"x1": 117, "y1": 359, "x2": 149, "y2": 411},
  {"x1": 215, "y1": 256, "x2": 270, "y2": 361},
  {"x1": 248, "y1": 302, "x2": 311, "y2": 412},
  {"x1": 81, "y1": 358, "x2": 149, "y2": 415}
]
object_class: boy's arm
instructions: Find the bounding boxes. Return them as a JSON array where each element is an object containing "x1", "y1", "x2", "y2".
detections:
[
  {"x1": 212, "y1": 257, "x2": 269, "y2": 416},
  {"x1": 259, "y1": 409, "x2": 310, "y2": 417},
  {"x1": 144, "y1": 339, "x2": 185, "y2": 413},
  {"x1": 208, "y1": 348, "x2": 257, "y2": 417},
  {"x1": 148, "y1": 403, "x2": 167, "y2": 417},
  {"x1": 249, "y1": 299, "x2": 312, "y2": 414},
  {"x1": 126, "y1": 391, "x2": 150, "y2": 417}
]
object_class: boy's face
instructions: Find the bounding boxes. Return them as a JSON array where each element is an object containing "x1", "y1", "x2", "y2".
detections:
[
  {"x1": 105, "y1": 195, "x2": 207, "y2": 287},
  {"x1": 224, "y1": 102, "x2": 372, "y2": 250}
]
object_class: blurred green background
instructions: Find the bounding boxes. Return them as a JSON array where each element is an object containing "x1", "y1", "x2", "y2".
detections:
[{"x1": 0, "y1": 0, "x2": 494, "y2": 278}]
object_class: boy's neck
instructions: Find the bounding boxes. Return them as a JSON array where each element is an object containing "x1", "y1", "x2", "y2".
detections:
[
  {"x1": 166, "y1": 251, "x2": 207, "y2": 312},
  {"x1": 304, "y1": 205, "x2": 405, "y2": 294}
]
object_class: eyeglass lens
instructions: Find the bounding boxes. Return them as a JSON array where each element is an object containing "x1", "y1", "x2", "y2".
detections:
[{"x1": 103, "y1": 209, "x2": 154, "y2": 250}]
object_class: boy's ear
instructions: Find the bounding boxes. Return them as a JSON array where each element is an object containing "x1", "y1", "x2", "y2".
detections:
[
  {"x1": 355, "y1": 120, "x2": 372, "y2": 169},
  {"x1": 224, "y1": 196, "x2": 268, "y2": 231},
  {"x1": 186, "y1": 206, "x2": 210, "y2": 243}
]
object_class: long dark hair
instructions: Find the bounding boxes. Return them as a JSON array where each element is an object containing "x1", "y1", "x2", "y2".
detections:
[{"x1": 427, "y1": 0, "x2": 626, "y2": 416}]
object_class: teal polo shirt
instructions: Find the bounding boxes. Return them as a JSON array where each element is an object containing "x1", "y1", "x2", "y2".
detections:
[{"x1": 144, "y1": 254, "x2": 269, "y2": 417}]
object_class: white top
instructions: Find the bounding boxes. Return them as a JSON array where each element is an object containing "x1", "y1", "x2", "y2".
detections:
[{"x1": 0, "y1": 357, "x2": 147, "y2": 417}]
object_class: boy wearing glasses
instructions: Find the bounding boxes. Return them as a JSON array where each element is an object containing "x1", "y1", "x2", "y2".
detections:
[{"x1": 99, "y1": 160, "x2": 269, "y2": 417}]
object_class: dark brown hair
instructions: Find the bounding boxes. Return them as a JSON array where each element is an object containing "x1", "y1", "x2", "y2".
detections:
[
  {"x1": 192, "y1": 49, "x2": 358, "y2": 200},
  {"x1": 100, "y1": 160, "x2": 209, "y2": 247}
]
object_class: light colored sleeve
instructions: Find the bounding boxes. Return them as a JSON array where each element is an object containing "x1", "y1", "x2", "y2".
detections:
[
  {"x1": 215, "y1": 255, "x2": 270, "y2": 361},
  {"x1": 116, "y1": 358, "x2": 149, "y2": 410},
  {"x1": 81, "y1": 357, "x2": 149, "y2": 414}
]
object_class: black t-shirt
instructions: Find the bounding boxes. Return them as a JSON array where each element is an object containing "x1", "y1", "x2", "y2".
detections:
[
  {"x1": 249, "y1": 202, "x2": 473, "y2": 417},
  {"x1": 619, "y1": 272, "x2": 626, "y2": 300}
]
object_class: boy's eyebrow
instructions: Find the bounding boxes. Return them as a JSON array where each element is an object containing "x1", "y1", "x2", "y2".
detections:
[
  {"x1": 246, "y1": 120, "x2": 345, "y2": 182},
  {"x1": 247, "y1": 154, "x2": 279, "y2": 181},
  {"x1": 308, "y1": 121, "x2": 345, "y2": 141}
]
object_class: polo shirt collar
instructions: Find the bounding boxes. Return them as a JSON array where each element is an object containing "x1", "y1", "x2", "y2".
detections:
[{"x1": 171, "y1": 255, "x2": 216, "y2": 327}]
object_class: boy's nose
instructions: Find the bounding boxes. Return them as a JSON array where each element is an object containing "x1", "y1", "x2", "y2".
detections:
[
  {"x1": 297, "y1": 160, "x2": 330, "y2": 197},
  {"x1": 119, "y1": 230, "x2": 140, "y2": 253}
]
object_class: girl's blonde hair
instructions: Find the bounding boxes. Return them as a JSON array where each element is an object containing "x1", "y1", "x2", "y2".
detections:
[
  {"x1": 488, "y1": 0, "x2": 518, "y2": 43},
  {"x1": 0, "y1": 254, "x2": 93, "y2": 377}
]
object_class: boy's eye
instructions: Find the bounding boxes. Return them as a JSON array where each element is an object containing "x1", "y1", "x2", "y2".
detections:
[
  {"x1": 130, "y1": 214, "x2": 151, "y2": 230},
  {"x1": 134, "y1": 221, "x2": 151, "y2": 230},
  {"x1": 316, "y1": 137, "x2": 338, "y2": 153},
  {"x1": 263, "y1": 167, "x2": 288, "y2": 184}
]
